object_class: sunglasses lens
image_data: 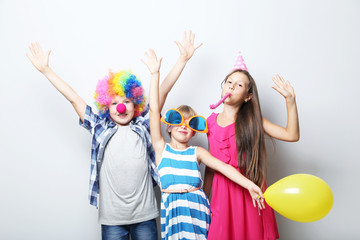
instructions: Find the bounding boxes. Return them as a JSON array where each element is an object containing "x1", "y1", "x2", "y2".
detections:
[
  {"x1": 164, "y1": 110, "x2": 182, "y2": 124},
  {"x1": 189, "y1": 117, "x2": 207, "y2": 131}
]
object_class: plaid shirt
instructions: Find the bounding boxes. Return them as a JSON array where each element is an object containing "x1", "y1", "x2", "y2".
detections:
[{"x1": 79, "y1": 105, "x2": 160, "y2": 207}]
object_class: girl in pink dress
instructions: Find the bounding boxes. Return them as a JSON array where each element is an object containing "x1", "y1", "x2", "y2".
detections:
[{"x1": 204, "y1": 64, "x2": 300, "y2": 239}]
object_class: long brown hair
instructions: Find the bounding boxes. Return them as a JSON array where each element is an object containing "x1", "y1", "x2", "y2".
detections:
[{"x1": 223, "y1": 69, "x2": 267, "y2": 189}]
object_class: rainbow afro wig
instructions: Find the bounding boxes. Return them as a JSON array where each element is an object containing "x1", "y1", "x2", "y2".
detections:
[{"x1": 94, "y1": 70, "x2": 146, "y2": 118}]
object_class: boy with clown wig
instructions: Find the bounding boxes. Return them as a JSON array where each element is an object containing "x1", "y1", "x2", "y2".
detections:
[
  {"x1": 94, "y1": 70, "x2": 147, "y2": 118},
  {"x1": 26, "y1": 31, "x2": 201, "y2": 240}
]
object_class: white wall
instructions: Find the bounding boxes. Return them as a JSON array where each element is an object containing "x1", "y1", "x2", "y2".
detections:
[{"x1": 1, "y1": 0, "x2": 359, "y2": 239}]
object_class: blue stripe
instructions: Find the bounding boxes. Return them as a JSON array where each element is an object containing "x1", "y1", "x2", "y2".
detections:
[
  {"x1": 161, "y1": 193, "x2": 210, "y2": 217},
  {"x1": 161, "y1": 203, "x2": 210, "y2": 218},
  {"x1": 161, "y1": 208, "x2": 167, "y2": 217},
  {"x1": 159, "y1": 158, "x2": 199, "y2": 171},
  {"x1": 166, "y1": 206, "x2": 210, "y2": 222},
  {"x1": 165, "y1": 145, "x2": 195, "y2": 155},
  {"x1": 164, "y1": 222, "x2": 208, "y2": 238},
  {"x1": 160, "y1": 175, "x2": 201, "y2": 188}
]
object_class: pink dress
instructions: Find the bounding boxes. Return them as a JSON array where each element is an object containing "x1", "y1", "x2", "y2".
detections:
[{"x1": 207, "y1": 113, "x2": 279, "y2": 240}]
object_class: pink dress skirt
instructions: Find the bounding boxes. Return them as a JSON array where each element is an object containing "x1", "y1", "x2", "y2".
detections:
[{"x1": 207, "y1": 113, "x2": 279, "y2": 240}]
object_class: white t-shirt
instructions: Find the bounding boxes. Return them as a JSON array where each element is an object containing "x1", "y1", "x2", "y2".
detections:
[{"x1": 98, "y1": 125, "x2": 158, "y2": 225}]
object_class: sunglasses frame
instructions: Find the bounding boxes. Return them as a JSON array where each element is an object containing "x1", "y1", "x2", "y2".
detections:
[{"x1": 161, "y1": 108, "x2": 208, "y2": 133}]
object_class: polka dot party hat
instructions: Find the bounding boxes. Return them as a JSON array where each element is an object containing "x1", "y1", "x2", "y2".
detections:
[{"x1": 233, "y1": 51, "x2": 248, "y2": 71}]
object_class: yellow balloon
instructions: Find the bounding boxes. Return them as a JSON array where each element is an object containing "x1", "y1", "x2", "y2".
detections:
[{"x1": 263, "y1": 174, "x2": 333, "y2": 222}]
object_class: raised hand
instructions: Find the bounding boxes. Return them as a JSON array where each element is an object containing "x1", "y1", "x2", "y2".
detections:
[
  {"x1": 272, "y1": 74, "x2": 296, "y2": 102},
  {"x1": 25, "y1": 42, "x2": 87, "y2": 121},
  {"x1": 175, "y1": 30, "x2": 203, "y2": 61},
  {"x1": 141, "y1": 49, "x2": 162, "y2": 75},
  {"x1": 264, "y1": 74, "x2": 299, "y2": 142},
  {"x1": 26, "y1": 42, "x2": 51, "y2": 73}
]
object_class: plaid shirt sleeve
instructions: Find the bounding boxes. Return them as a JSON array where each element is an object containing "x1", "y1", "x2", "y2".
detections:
[
  {"x1": 78, "y1": 105, "x2": 103, "y2": 206},
  {"x1": 79, "y1": 105, "x2": 101, "y2": 133}
]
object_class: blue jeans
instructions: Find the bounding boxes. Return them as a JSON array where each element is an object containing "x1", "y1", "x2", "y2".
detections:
[{"x1": 101, "y1": 219, "x2": 158, "y2": 240}]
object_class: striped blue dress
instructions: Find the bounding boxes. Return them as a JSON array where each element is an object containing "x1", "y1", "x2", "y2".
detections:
[{"x1": 158, "y1": 144, "x2": 211, "y2": 240}]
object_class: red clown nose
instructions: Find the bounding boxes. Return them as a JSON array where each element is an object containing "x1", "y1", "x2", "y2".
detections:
[{"x1": 116, "y1": 103, "x2": 126, "y2": 114}]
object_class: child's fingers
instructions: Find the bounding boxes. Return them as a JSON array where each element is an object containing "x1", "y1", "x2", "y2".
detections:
[
  {"x1": 46, "y1": 50, "x2": 52, "y2": 60},
  {"x1": 190, "y1": 30, "x2": 194, "y2": 44},
  {"x1": 30, "y1": 43, "x2": 37, "y2": 56},
  {"x1": 286, "y1": 80, "x2": 291, "y2": 87},
  {"x1": 149, "y1": 48, "x2": 157, "y2": 58},
  {"x1": 35, "y1": 42, "x2": 42, "y2": 54},
  {"x1": 258, "y1": 190, "x2": 264, "y2": 198},
  {"x1": 285, "y1": 80, "x2": 294, "y2": 92},
  {"x1": 255, "y1": 195, "x2": 265, "y2": 210},
  {"x1": 140, "y1": 59, "x2": 147, "y2": 66},
  {"x1": 274, "y1": 76, "x2": 293, "y2": 92},
  {"x1": 272, "y1": 75, "x2": 294, "y2": 98},
  {"x1": 274, "y1": 74, "x2": 281, "y2": 81},
  {"x1": 278, "y1": 75, "x2": 285, "y2": 82},
  {"x1": 174, "y1": 40, "x2": 182, "y2": 48},
  {"x1": 25, "y1": 52, "x2": 33, "y2": 61},
  {"x1": 272, "y1": 77, "x2": 282, "y2": 88},
  {"x1": 144, "y1": 51, "x2": 150, "y2": 59},
  {"x1": 276, "y1": 74, "x2": 287, "y2": 85},
  {"x1": 194, "y1": 42, "x2": 203, "y2": 50},
  {"x1": 36, "y1": 42, "x2": 44, "y2": 55},
  {"x1": 183, "y1": 31, "x2": 187, "y2": 43},
  {"x1": 274, "y1": 74, "x2": 283, "y2": 82},
  {"x1": 256, "y1": 198, "x2": 261, "y2": 210},
  {"x1": 31, "y1": 42, "x2": 37, "y2": 54},
  {"x1": 273, "y1": 75, "x2": 288, "y2": 90},
  {"x1": 146, "y1": 48, "x2": 156, "y2": 59},
  {"x1": 28, "y1": 45, "x2": 35, "y2": 57},
  {"x1": 272, "y1": 86, "x2": 285, "y2": 96}
]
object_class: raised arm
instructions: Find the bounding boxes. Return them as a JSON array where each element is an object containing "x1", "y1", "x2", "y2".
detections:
[
  {"x1": 142, "y1": 49, "x2": 165, "y2": 163},
  {"x1": 158, "y1": 30, "x2": 202, "y2": 111},
  {"x1": 197, "y1": 147, "x2": 265, "y2": 209},
  {"x1": 26, "y1": 42, "x2": 86, "y2": 121},
  {"x1": 263, "y1": 74, "x2": 300, "y2": 142}
]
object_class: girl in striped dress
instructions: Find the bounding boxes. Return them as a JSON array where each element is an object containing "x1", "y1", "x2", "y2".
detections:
[{"x1": 142, "y1": 47, "x2": 266, "y2": 240}]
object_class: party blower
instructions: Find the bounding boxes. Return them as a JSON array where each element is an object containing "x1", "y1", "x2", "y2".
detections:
[
  {"x1": 210, "y1": 93, "x2": 232, "y2": 109},
  {"x1": 263, "y1": 174, "x2": 334, "y2": 222}
]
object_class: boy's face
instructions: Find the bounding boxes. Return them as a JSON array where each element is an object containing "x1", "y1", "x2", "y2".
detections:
[{"x1": 108, "y1": 96, "x2": 135, "y2": 126}]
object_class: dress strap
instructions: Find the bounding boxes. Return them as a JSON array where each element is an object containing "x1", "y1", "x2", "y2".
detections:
[{"x1": 161, "y1": 187, "x2": 201, "y2": 193}]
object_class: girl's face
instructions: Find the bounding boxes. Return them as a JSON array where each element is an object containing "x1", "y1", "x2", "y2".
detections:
[
  {"x1": 108, "y1": 95, "x2": 135, "y2": 126},
  {"x1": 169, "y1": 118, "x2": 195, "y2": 144},
  {"x1": 222, "y1": 72, "x2": 252, "y2": 106}
]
